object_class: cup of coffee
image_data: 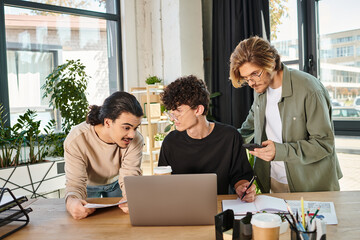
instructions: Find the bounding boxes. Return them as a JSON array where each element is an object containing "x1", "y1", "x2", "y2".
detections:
[
  {"x1": 251, "y1": 213, "x2": 281, "y2": 240},
  {"x1": 154, "y1": 166, "x2": 172, "y2": 175}
]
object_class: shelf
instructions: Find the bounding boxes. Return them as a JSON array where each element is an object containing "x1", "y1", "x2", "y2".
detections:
[
  {"x1": 131, "y1": 89, "x2": 164, "y2": 94},
  {"x1": 141, "y1": 118, "x2": 169, "y2": 125},
  {"x1": 142, "y1": 149, "x2": 161, "y2": 156},
  {"x1": 130, "y1": 84, "x2": 168, "y2": 175},
  {"x1": 130, "y1": 85, "x2": 164, "y2": 94}
]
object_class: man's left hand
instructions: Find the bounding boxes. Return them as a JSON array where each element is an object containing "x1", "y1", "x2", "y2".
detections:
[
  {"x1": 249, "y1": 140, "x2": 275, "y2": 162},
  {"x1": 118, "y1": 196, "x2": 129, "y2": 213}
]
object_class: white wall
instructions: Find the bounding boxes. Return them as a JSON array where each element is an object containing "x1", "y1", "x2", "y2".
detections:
[
  {"x1": 120, "y1": 0, "x2": 204, "y2": 89},
  {"x1": 120, "y1": 0, "x2": 139, "y2": 90},
  {"x1": 151, "y1": 0, "x2": 165, "y2": 79},
  {"x1": 162, "y1": 0, "x2": 182, "y2": 84},
  {"x1": 179, "y1": 0, "x2": 204, "y2": 81}
]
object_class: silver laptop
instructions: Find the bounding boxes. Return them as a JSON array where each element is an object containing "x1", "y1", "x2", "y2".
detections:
[{"x1": 124, "y1": 174, "x2": 217, "y2": 226}]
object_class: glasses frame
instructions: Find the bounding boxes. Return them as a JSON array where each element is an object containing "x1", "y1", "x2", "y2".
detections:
[
  {"x1": 238, "y1": 69, "x2": 264, "y2": 86},
  {"x1": 164, "y1": 107, "x2": 192, "y2": 122}
]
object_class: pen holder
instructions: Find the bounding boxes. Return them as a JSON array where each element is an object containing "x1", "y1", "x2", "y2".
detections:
[
  {"x1": 290, "y1": 226, "x2": 316, "y2": 240},
  {"x1": 215, "y1": 210, "x2": 253, "y2": 240},
  {"x1": 290, "y1": 218, "x2": 326, "y2": 240},
  {"x1": 238, "y1": 212, "x2": 253, "y2": 240}
]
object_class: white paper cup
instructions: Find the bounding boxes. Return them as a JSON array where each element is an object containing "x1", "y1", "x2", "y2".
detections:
[
  {"x1": 154, "y1": 166, "x2": 172, "y2": 175},
  {"x1": 251, "y1": 213, "x2": 281, "y2": 240}
]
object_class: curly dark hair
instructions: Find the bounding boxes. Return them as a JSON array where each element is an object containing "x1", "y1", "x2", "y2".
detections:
[{"x1": 161, "y1": 75, "x2": 209, "y2": 115}]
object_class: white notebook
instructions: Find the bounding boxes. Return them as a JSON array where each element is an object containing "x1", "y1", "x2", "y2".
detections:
[{"x1": 222, "y1": 195, "x2": 288, "y2": 215}]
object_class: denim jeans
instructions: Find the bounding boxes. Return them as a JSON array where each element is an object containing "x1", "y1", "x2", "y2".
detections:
[{"x1": 86, "y1": 181, "x2": 122, "y2": 198}]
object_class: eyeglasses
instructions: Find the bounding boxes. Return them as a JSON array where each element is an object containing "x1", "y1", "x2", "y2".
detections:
[
  {"x1": 164, "y1": 107, "x2": 192, "y2": 122},
  {"x1": 238, "y1": 69, "x2": 264, "y2": 86}
]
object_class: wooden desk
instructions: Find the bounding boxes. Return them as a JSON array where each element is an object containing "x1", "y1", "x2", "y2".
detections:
[{"x1": 2, "y1": 191, "x2": 360, "y2": 239}]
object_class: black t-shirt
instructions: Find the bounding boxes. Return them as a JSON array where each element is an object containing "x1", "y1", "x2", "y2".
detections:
[{"x1": 158, "y1": 121, "x2": 253, "y2": 194}]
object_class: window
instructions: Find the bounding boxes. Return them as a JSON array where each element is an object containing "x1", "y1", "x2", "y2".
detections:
[
  {"x1": 356, "y1": 47, "x2": 360, "y2": 57},
  {"x1": 270, "y1": 0, "x2": 360, "y2": 136},
  {"x1": 336, "y1": 46, "x2": 354, "y2": 57},
  {"x1": 0, "y1": 0, "x2": 122, "y2": 130},
  {"x1": 270, "y1": 0, "x2": 299, "y2": 69},
  {"x1": 21, "y1": 0, "x2": 115, "y2": 14},
  {"x1": 318, "y1": 0, "x2": 360, "y2": 135},
  {"x1": 332, "y1": 36, "x2": 355, "y2": 44},
  {"x1": 7, "y1": 48, "x2": 55, "y2": 130}
]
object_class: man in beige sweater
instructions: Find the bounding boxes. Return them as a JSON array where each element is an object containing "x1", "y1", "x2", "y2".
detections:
[{"x1": 64, "y1": 91, "x2": 144, "y2": 220}]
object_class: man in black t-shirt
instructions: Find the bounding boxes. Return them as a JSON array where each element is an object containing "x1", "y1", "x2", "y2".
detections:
[{"x1": 158, "y1": 75, "x2": 255, "y2": 201}]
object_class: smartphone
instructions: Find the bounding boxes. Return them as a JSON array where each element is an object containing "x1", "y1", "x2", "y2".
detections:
[{"x1": 242, "y1": 143, "x2": 264, "y2": 151}]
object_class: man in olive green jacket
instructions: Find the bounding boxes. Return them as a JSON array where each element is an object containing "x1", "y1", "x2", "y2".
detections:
[{"x1": 229, "y1": 36, "x2": 342, "y2": 193}]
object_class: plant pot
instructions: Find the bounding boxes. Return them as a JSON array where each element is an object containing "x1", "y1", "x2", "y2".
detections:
[
  {"x1": 154, "y1": 141, "x2": 163, "y2": 148},
  {"x1": 0, "y1": 157, "x2": 65, "y2": 198}
]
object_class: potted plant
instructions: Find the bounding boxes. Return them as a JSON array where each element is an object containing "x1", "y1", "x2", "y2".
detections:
[
  {"x1": 145, "y1": 75, "x2": 162, "y2": 85},
  {"x1": 0, "y1": 104, "x2": 23, "y2": 168},
  {"x1": 0, "y1": 106, "x2": 65, "y2": 198},
  {"x1": 42, "y1": 59, "x2": 90, "y2": 157},
  {"x1": 154, "y1": 133, "x2": 165, "y2": 148},
  {"x1": 12, "y1": 109, "x2": 56, "y2": 164},
  {"x1": 42, "y1": 59, "x2": 89, "y2": 135},
  {"x1": 1, "y1": 59, "x2": 90, "y2": 198}
]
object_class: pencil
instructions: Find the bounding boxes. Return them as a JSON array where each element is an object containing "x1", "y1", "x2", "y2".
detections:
[
  {"x1": 284, "y1": 214, "x2": 296, "y2": 229},
  {"x1": 301, "y1": 197, "x2": 305, "y2": 228},
  {"x1": 284, "y1": 200, "x2": 298, "y2": 224}
]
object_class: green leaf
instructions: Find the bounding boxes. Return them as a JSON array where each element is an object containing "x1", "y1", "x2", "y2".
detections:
[
  {"x1": 164, "y1": 124, "x2": 173, "y2": 133},
  {"x1": 210, "y1": 92, "x2": 221, "y2": 98},
  {"x1": 43, "y1": 59, "x2": 89, "y2": 135}
]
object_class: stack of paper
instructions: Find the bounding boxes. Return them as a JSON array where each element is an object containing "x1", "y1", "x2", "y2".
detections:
[{"x1": 222, "y1": 195, "x2": 338, "y2": 225}]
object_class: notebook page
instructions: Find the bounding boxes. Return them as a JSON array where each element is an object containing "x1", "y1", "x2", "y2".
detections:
[
  {"x1": 253, "y1": 195, "x2": 288, "y2": 213},
  {"x1": 222, "y1": 198, "x2": 258, "y2": 215}
]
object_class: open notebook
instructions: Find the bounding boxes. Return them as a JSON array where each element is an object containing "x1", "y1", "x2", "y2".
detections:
[{"x1": 222, "y1": 195, "x2": 288, "y2": 215}]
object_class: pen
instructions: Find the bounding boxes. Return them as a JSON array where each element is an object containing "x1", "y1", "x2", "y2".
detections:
[
  {"x1": 310, "y1": 207, "x2": 320, "y2": 224},
  {"x1": 284, "y1": 214, "x2": 296, "y2": 230},
  {"x1": 240, "y1": 175, "x2": 257, "y2": 200},
  {"x1": 296, "y1": 210, "x2": 299, "y2": 224}
]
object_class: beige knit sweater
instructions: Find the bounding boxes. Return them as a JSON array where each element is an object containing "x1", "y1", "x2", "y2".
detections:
[{"x1": 64, "y1": 122, "x2": 144, "y2": 200}]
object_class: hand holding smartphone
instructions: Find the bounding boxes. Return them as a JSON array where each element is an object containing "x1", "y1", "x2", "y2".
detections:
[{"x1": 242, "y1": 143, "x2": 264, "y2": 151}]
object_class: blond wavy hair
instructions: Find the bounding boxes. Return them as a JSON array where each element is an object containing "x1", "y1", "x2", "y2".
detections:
[{"x1": 229, "y1": 36, "x2": 282, "y2": 88}]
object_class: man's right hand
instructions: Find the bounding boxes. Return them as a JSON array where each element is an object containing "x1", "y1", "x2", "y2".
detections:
[{"x1": 66, "y1": 196, "x2": 95, "y2": 220}]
